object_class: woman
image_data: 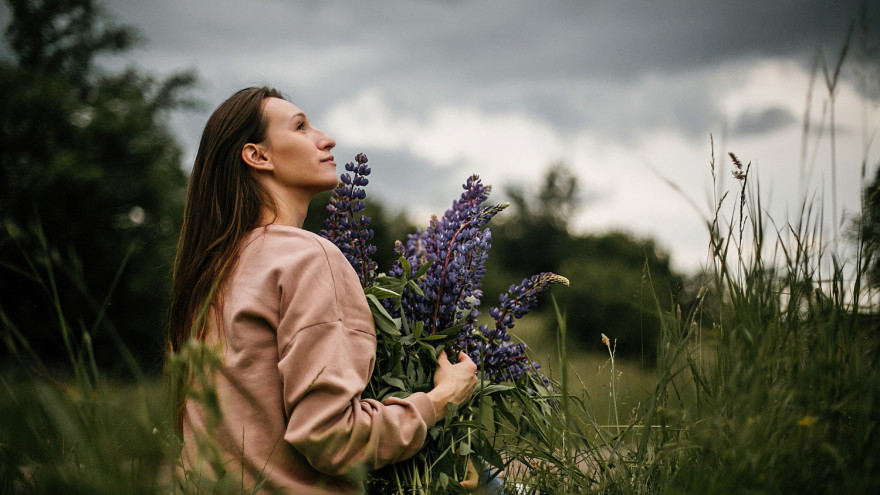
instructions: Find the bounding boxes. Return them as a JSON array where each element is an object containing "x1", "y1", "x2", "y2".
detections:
[{"x1": 167, "y1": 86, "x2": 478, "y2": 494}]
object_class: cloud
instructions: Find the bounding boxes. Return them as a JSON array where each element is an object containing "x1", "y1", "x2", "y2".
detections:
[
  {"x1": 731, "y1": 107, "x2": 797, "y2": 136},
  {"x1": 15, "y1": 0, "x2": 872, "y2": 273},
  {"x1": 325, "y1": 90, "x2": 567, "y2": 186},
  {"x1": 94, "y1": 0, "x2": 876, "y2": 153}
]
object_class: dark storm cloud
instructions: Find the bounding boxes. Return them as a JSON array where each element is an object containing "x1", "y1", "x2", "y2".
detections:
[
  {"x1": 300, "y1": 0, "x2": 872, "y2": 83},
  {"x1": 103, "y1": 0, "x2": 873, "y2": 83},
  {"x1": 731, "y1": 107, "x2": 798, "y2": 136},
  {"x1": 7, "y1": 0, "x2": 870, "y2": 149},
  {"x1": 8, "y1": 0, "x2": 869, "y2": 149}
]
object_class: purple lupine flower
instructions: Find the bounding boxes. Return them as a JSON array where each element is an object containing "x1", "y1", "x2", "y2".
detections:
[
  {"x1": 323, "y1": 165, "x2": 568, "y2": 386},
  {"x1": 459, "y1": 272, "x2": 570, "y2": 383},
  {"x1": 392, "y1": 176, "x2": 506, "y2": 337},
  {"x1": 320, "y1": 153, "x2": 377, "y2": 287}
]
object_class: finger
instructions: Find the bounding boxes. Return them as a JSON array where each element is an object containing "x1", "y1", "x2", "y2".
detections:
[
  {"x1": 457, "y1": 352, "x2": 478, "y2": 373},
  {"x1": 437, "y1": 349, "x2": 449, "y2": 364},
  {"x1": 460, "y1": 460, "x2": 479, "y2": 490},
  {"x1": 460, "y1": 480, "x2": 478, "y2": 490}
]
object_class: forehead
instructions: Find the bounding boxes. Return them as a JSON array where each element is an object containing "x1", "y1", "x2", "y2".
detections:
[{"x1": 263, "y1": 97, "x2": 303, "y2": 122}]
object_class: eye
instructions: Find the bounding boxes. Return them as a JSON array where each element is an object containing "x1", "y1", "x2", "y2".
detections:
[{"x1": 296, "y1": 121, "x2": 306, "y2": 131}]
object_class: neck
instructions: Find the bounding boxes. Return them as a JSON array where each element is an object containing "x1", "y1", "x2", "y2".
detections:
[{"x1": 261, "y1": 189, "x2": 311, "y2": 228}]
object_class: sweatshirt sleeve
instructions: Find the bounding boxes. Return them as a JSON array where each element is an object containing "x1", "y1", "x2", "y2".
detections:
[{"x1": 274, "y1": 234, "x2": 437, "y2": 477}]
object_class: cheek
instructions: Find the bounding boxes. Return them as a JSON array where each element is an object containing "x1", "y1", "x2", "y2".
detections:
[{"x1": 272, "y1": 142, "x2": 307, "y2": 168}]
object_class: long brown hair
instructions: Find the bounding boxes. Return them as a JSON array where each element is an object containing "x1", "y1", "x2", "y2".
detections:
[{"x1": 167, "y1": 86, "x2": 283, "y2": 428}]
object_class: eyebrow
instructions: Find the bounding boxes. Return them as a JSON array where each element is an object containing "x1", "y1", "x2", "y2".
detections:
[{"x1": 289, "y1": 112, "x2": 306, "y2": 124}]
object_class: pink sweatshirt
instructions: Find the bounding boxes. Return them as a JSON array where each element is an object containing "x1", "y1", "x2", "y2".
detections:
[{"x1": 182, "y1": 225, "x2": 437, "y2": 494}]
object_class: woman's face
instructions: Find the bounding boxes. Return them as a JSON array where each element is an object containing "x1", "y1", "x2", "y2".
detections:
[{"x1": 261, "y1": 97, "x2": 338, "y2": 196}]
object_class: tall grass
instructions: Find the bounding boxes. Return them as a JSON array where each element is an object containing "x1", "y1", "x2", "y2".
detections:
[
  {"x1": 0, "y1": 222, "x2": 178, "y2": 494},
  {"x1": 619, "y1": 146, "x2": 880, "y2": 493},
  {"x1": 491, "y1": 27, "x2": 879, "y2": 493}
]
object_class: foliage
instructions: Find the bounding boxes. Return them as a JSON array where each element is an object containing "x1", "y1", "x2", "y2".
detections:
[
  {"x1": 557, "y1": 232, "x2": 679, "y2": 365},
  {"x1": 0, "y1": 0, "x2": 195, "y2": 373},
  {"x1": 489, "y1": 162, "x2": 683, "y2": 364},
  {"x1": 0, "y1": 220, "x2": 178, "y2": 495},
  {"x1": 3, "y1": 119, "x2": 879, "y2": 495},
  {"x1": 490, "y1": 161, "x2": 577, "y2": 278},
  {"x1": 854, "y1": 164, "x2": 880, "y2": 288},
  {"x1": 7, "y1": 141, "x2": 879, "y2": 492},
  {"x1": 614, "y1": 147, "x2": 880, "y2": 494}
]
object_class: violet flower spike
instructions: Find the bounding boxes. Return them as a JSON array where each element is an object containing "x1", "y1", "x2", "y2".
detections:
[
  {"x1": 394, "y1": 175, "x2": 506, "y2": 336},
  {"x1": 319, "y1": 153, "x2": 377, "y2": 287},
  {"x1": 460, "y1": 272, "x2": 569, "y2": 383}
]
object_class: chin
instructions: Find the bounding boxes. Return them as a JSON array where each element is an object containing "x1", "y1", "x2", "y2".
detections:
[{"x1": 320, "y1": 179, "x2": 340, "y2": 192}]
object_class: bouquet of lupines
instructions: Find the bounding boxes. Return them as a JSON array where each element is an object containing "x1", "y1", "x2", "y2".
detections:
[{"x1": 320, "y1": 154, "x2": 569, "y2": 493}]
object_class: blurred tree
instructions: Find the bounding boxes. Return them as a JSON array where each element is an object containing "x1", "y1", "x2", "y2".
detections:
[
  {"x1": 0, "y1": 0, "x2": 196, "y2": 374},
  {"x1": 857, "y1": 164, "x2": 880, "y2": 289},
  {"x1": 492, "y1": 161, "x2": 578, "y2": 278},
  {"x1": 485, "y1": 162, "x2": 683, "y2": 365},
  {"x1": 557, "y1": 232, "x2": 681, "y2": 366}
]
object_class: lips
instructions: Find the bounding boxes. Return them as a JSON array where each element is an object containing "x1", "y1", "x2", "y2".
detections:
[{"x1": 322, "y1": 155, "x2": 336, "y2": 166}]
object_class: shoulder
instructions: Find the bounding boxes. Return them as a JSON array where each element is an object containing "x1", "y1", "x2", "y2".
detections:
[
  {"x1": 240, "y1": 226, "x2": 373, "y2": 336},
  {"x1": 244, "y1": 224, "x2": 336, "y2": 253},
  {"x1": 240, "y1": 225, "x2": 345, "y2": 270},
  {"x1": 237, "y1": 225, "x2": 363, "y2": 299}
]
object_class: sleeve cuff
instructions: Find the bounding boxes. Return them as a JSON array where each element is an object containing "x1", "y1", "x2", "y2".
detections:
[{"x1": 405, "y1": 392, "x2": 438, "y2": 428}]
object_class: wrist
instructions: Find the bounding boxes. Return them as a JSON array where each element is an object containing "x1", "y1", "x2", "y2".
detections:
[{"x1": 427, "y1": 387, "x2": 452, "y2": 418}]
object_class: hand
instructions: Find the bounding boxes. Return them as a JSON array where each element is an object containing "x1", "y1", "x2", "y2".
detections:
[
  {"x1": 427, "y1": 349, "x2": 478, "y2": 418},
  {"x1": 460, "y1": 458, "x2": 480, "y2": 491}
]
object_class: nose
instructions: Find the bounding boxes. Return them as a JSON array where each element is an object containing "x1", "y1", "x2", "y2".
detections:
[{"x1": 317, "y1": 128, "x2": 335, "y2": 151}]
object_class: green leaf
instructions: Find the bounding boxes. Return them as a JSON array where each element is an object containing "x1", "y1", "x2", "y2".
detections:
[
  {"x1": 381, "y1": 375, "x2": 407, "y2": 391},
  {"x1": 428, "y1": 426, "x2": 441, "y2": 440},
  {"x1": 458, "y1": 441, "x2": 473, "y2": 456},
  {"x1": 363, "y1": 286, "x2": 399, "y2": 300},
  {"x1": 405, "y1": 279, "x2": 426, "y2": 297},
  {"x1": 438, "y1": 324, "x2": 465, "y2": 338},
  {"x1": 373, "y1": 273, "x2": 406, "y2": 293},
  {"x1": 421, "y1": 333, "x2": 455, "y2": 343},
  {"x1": 411, "y1": 320, "x2": 424, "y2": 339},
  {"x1": 475, "y1": 440, "x2": 504, "y2": 472},
  {"x1": 419, "y1": 342, "x2": 439, "y2": 361},
  {"x1": 422, "y1": 323, "x2": 465, "y2": 342},
  {"x1": 414, "y1": 259, "x2": 433, "y2": 279},
  {"x1": 444, "y1": 403, "x2": 460, "y2": 425},
  {"x1": 436, "y1": 472, "x2": 449, "y2": 490},
  {"x1": 398, "y1": 257, "x2": 412, "y2": 276},
  {"x1": 475, "y1": 383, "x2": 515, "y2": 396},
  {"x1": 366, "y1": 294, "x2": 400, "y2": 336}
]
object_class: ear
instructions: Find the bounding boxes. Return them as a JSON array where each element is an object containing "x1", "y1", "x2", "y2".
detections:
[{"x1": 241, "y1": 143, "x2": 273, "y2": 171}]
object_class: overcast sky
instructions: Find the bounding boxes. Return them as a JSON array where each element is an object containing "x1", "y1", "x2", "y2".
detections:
[{"x1": 4, "y1": 0, "x2": 879, "y2": 273}]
